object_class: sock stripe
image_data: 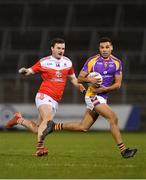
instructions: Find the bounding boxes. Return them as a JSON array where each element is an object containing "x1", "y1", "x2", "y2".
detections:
[
  {"x1": 54, "y1": 123, "x2": 63, "y2": 131},
  {"x1": 119, "y1": 144, "x2": 124, "y2": 148},
  {"x1": 121, "y1": 146, "x2": 126, "y2": 151},
  {"x1": 118, "y1": 142, "x2": 126, "y2": 152},
  {"x1": 118, "y1": 143, "x2": 123, "y2": 146},
  {"x1": 37, "y1": 140, "x2": 44, "y2": 149}
]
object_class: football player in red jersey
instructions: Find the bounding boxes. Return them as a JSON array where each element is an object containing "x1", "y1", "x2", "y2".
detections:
[{"x1": 6, "y1": 38, "x2": 85, "y2": 156}]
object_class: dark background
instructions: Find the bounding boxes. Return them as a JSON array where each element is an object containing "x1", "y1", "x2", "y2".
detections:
[{"x1": 0, "y1": 0, "x2": 146, "y2": 129}]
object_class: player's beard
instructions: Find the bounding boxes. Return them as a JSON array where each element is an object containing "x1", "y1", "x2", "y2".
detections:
[{"x1": 101, "y1": 52, "x2": 110, "y2": 59}]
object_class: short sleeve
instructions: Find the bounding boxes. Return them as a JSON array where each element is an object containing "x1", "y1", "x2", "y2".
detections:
[
  {"x1": 115, "y1": 60, "x2": 122, "y2": 75},
  {"x1": 68, "y1": 66, "x2": 75, "y2": 75},
  {"x1": 31, "y1": 60, "x2": 42, "y2": 73},
  {"x1": 82, "y1": 59, "x2": 90, "y2": 73}
]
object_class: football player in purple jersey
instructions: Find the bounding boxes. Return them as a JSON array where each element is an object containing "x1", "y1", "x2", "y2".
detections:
[{"x1": 52, "y1": 37, "x2": 137, "y2": 158}]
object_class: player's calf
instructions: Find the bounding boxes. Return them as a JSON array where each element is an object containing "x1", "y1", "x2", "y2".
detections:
[{"x1": 41, "y1": 121, "x2": 55, "y2": 139}]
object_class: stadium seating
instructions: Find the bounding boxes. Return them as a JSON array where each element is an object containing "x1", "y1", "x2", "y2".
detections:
[
  {"x1": 0, "y1": 53, "x2": 19, "y2": 74},
  {"x1": 10, "y1": 30, "x2": 42, "y2": 50},
  {"x1": 121, "y1": 4, "x2": 146, "y2": 27},
  {"x1": 0, "y1": 4, "x2": 23, "y2": 27},
  {"x1": 28, "y1": 4, "x2": 68, "y2": 27},
  {"x1": 71, "y1": 4, "x2": 116, "y2": 27}
]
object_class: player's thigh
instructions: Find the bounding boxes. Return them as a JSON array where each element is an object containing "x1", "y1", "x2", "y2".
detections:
[
  {"x1": 94, "y1": 103, "x2": 116, "y2": 121},
  {"x1": 81, "y1": 109, "x2": 99, "y2": 128},
  {"x1": 38, "y1": 104, "x2": 53, "y2": 120},
  {"x1": 35, "y1": 93, "x2": 58, "y2": 121}
]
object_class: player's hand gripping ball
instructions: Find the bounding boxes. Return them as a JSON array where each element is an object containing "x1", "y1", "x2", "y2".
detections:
[{"x1": 87, "y1": 72, "x2": 103, "y2": 87}]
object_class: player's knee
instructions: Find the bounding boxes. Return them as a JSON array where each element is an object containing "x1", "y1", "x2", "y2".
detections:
[
  {"x1": 108, "y1": 113, "x2": 118, "y2": 125},
  {"x1": 33, "y1": 128, "x2": 38, "y2": 134},
  {"x1": 79, "y1": 124, "x2": 89, "y2": 132}
]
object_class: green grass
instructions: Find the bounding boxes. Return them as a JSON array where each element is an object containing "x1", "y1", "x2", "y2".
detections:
[{"x1": 0, "y1": 131, "x2": 146, "y2": 179}]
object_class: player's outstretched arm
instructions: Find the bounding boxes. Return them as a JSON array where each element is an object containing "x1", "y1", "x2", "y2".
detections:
[{"x1": 18, "y1": 67, "x2": 33, "y2": 76}]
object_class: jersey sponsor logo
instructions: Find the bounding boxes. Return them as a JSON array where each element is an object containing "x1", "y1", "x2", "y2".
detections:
[
  {"x1": 49, "y1": 70, "x2": 63, "y2": 82},
  {"x1": 50, "y1": 78, "x2": 64, "y2": 82},
  {"x1": 109, "y1": 64, "x2": 114, "y2": 67},
  {"x1": 56, "y1": 70, "x2": 62, "y2": 78},
  {"x1": 47, "y1": 63, "x2": 53, "y2": 66},
  {"x1": 103, "y1": 62, "x2": 108, "y2": 68},
  {"x1": 103, "y1": 74, "x2": 113, "y2": 78},
  {"x1": 103, "y1": 71, "x2": 107, "y2": 74}
]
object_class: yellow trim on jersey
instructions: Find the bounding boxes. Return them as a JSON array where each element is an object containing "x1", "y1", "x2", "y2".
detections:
[
  {"x1": 86, "y1": 86, "x2": 97, "y2": 96},
  {"x1": 87, "y1": 55, "x2": 100, "y2": 73},
  {"x1": 110, "y1": 55, "x2": 121, "y2": 71},
  {"x1": 113, "y1": 60, "x2": 120, "y2": 71}
]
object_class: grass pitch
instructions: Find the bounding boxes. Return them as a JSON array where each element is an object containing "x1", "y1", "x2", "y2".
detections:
[{"x1": 0, "y1": 131, "x2": 146, "y2": 179}]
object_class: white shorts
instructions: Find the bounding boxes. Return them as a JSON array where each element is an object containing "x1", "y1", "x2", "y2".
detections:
[
  {"x1": 85, "y1": 95, "x2": 107, "y2": 110},
  {"x1": 35, "y1": 93, "x2": 58, "y2": 118}
]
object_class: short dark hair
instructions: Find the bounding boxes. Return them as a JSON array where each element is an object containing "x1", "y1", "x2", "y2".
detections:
[
  {"x1": 50, "y1": 38, "x2": 65, "y2": 47},
  {"x1": 98, "y1": 37, "x2": 113, "y2": 45}
]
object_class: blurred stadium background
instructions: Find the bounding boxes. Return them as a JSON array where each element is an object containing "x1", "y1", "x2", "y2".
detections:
[
  {"x1": 0, "y1": 0, "x2": 146, "y2": 130},
  {"x1": 1, "y1": 0, "x2": 146, "y2": 179}
]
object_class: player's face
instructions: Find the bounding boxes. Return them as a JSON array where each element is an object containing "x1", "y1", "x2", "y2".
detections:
[
  {"x1": 51, "y1": 43, "x2": 65, "y2": 59},
  {"x1": 99, "y1": 42, "x2": 113, "y2": 59}
]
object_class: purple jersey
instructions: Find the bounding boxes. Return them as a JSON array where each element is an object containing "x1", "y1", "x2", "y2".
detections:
[{"x1": 82, "y1": 54, "x2": 122, "y2": 98}]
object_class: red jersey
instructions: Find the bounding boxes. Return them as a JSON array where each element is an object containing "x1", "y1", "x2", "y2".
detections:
[{"x1": 30, "y1": 55, "x2": 75, "y2": 102}]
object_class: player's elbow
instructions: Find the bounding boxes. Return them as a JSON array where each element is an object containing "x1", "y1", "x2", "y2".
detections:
[
  {"x1": 116, "y1": 83, "x2": 121, "y2": 90},
  {"x1": 77, "y1": 78, "x2": 82, "y2": 83}
]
